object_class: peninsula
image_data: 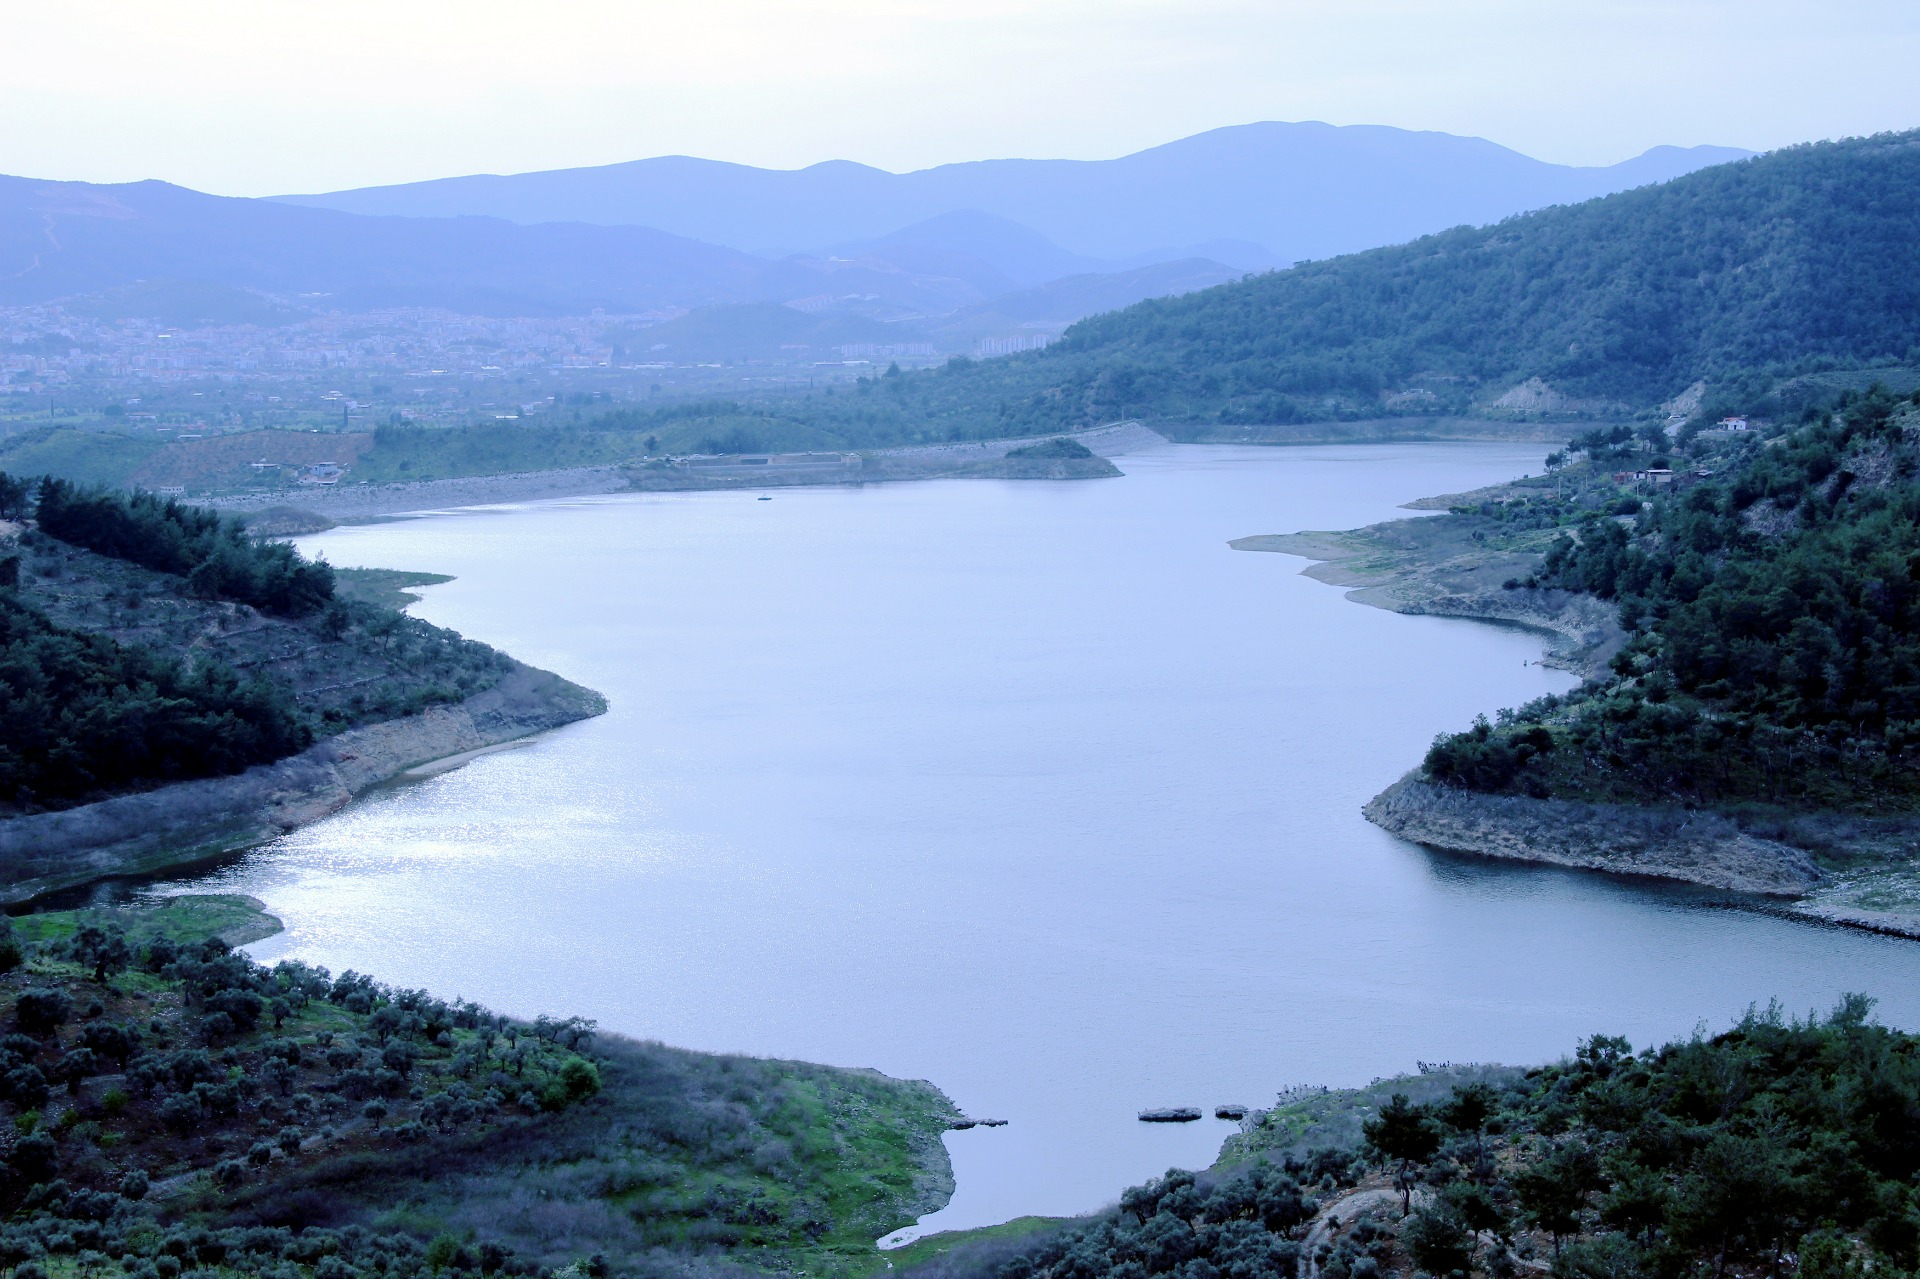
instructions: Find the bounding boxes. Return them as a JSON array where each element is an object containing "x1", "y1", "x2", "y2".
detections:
[
  {"x1": 0, "y1": 477, "x2": 604, "y2": 902},
  {"x1": 1241, "y1": 387, "x2": 1920, "y2": 937}
]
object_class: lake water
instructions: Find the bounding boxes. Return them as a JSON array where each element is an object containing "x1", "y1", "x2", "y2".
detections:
[{"x1": 162, "y1": 443, "x2": 1920, "y2": 1238}]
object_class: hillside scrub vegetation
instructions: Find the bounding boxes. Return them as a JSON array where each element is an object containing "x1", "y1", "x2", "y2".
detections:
[
  {"x1": 461, "y1": 131, "x2": 1920, "y2": 461},
  {"x1": 34, "y1": 479, "x2": 335, "y2": 617},
  {"x1": 0, "y1": 896, "x2": 959, "y2": 1279},
  {"x1": 1423, "y1": 386, "x2": 1920, "y2": 810},
  {"x1": 351, "y1": 405, "x2": 852, "y2": 486},
  {"x1": 0, "y1": 592, "x2": 309, "y2": 807},
  {"x1": 1003, "y1": 438, "x2": 1094, "y2": 460},
  {"x1": 912, "y1": 998, "x2": 1920, "y2": 1279},
  {"x1": 0, "y1": 478, "x2": 516, "y2": 812}
]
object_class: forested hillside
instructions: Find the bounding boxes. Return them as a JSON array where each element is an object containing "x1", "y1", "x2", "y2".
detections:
[
  {"x1": 34, "y1": 481, "x2": 335, "y2": 617},
  {"x1": 751, "y1": 131, "x2": 1920, "y2": 442},
  {"x1": 911, "y1": 999, "x2": 1920, "y2": 1279},
  {"x1": 0, "y1": 895, "x2": 957, "y2": 1279},
  {"x1": 1424, "y1": 386, "x2": 1920, "y2": 811},
  {"x1": 0, "y1": 478, "x2": 513, "y2": 811}
]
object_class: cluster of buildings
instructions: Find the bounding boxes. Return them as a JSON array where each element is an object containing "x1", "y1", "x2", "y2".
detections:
[
  {"x1": 0, "y1": 304, "x2": 677, "y2": 396},
  {"x1": 836, "y1": 342, "x2": 937, "y2": 360},
  {"x1": 976, "y1": 333, "x2": 1053, "y2": 356},
  {"x1": 0, "y1": 300, "x2": 1063, "y2": 441}
]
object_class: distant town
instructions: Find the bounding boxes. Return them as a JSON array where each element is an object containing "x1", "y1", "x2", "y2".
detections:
[{"x1": 0, "y1": 300, "x2": 1046, "y2": 441}]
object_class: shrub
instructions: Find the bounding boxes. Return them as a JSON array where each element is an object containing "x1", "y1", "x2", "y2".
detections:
[
  {"x1": 158, "y1": 1096, "x2": 201, "y2": 1136},
  {"x1": 15, "y1": 990, "x2": 71, "y2": 1037},
  {"x1": 1405, "y1": 1202, "x2": 1475, "y2": 1275},
  {"x1": 10, "y1": 1133, "x2": 56, "y2": 1186},
  {"x1": 424, "y1": 1235, "x2": 460, "y2": 1270},
  {"x1": 558, "y1": 1058, "x2": 601, "y2": 1102}
]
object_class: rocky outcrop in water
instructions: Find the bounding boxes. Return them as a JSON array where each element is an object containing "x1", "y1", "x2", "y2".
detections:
[
  {"x1": 0, "y1": 663, "x2": 605, "y2": 903},
  {"x1": 1139, "y1": 1107, "x2": 1203, "y2": 1123}
]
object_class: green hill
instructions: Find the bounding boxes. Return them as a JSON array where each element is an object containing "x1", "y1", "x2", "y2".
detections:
[
  {"x1": 750, "y1": 131, "x2": 1920, "y2": 441},
  {"x1": 1423, "y1": 386, "x2": 1920, "y2": 813},
  {"x1": 0, "y1": 895, "x2": 957, "y2": 1279},
  {"x1": 911, "y1": 998, "x2": 1920, "y2": 1279},
  {"x1": 0, "y1": 478, "x2": 515, "y2": 812},
  {"x1": 1054, "y1": 131, "x2": 1920, "y2": 420}
]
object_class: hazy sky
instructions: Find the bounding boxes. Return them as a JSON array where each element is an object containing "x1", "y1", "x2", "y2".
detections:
[{"x1": 4, "y1": 0, "x2": 1916, "y2": 195}]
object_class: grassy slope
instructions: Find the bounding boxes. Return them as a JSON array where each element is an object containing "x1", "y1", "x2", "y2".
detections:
[
  {"x1": 0, "y1": 430, "x2": 162, "y2": 488},
  {"x1": 1212, "y1": 1066, "x2": 1523, "y2": 1170},
  {"x1": 12, "y1": 894, "x2": 284, "y2": 951},
  {"x1": 260, "y1": 1042, "x2": 962, "y2": 1275},
  {"x1": 886, "y1": 1218, "x2": 1071, "y2": 1274}
]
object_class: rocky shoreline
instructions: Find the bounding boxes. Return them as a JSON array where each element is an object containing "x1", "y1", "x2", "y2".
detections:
[
  {"x1": 1363, "y1": 773, "x2": 1824, "y2": 896},
  {"x1": 1231, "y1": 529, "x2": 1626, "y2": 678},
  {"x1": 1238, "y1": 483, "x2": 1920, "y2": 940},
  {"x1": 0, "y1": 663, "x2": 606, "y2": 904},
  {"x1": 1365, "y1": 772, "x2": 1920, "y2": 938}
]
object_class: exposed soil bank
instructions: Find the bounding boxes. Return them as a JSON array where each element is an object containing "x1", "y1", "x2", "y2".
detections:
[
  {"x1": 207, "y1": 424, "x2": 1164, "y2": 522},
  {"x1": 1232, "y1": 528, "x2": 1626, "y2": 678},
  {"x1": 1363, "y1": 773, "x2": 1824, "y2": 896},
  {"x1": 0, "y1": 663, "x2": 606, "y2": 904},
  {"x1": 1166, "y1": 417, "x2": 1576, "y2": 446},
  {"x1": 1365, "y1": 773, "x2": 1920, "y2": 939}
]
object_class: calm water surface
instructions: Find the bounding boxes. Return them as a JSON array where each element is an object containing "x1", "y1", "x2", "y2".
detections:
[{"x1": 162, "y1": 444, "x2": 1920, "y2": 1237}]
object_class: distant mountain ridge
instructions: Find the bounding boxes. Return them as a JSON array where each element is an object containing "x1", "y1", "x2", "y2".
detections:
[
  {"x1": 0, "y1": 122, "x2": 1749, "y2": 336},
  {"x1": 826, "y1": 210, "x2": 1111, "y2": 290},
  {"x1": 721, "y1": 131, "x2": 1920, "y2": 440},
  {"x1": 274, "y1": 122, "x2": 1752, "y2": 264},
  {"x1": 0, "y1": 174, "x2": 1240, "y2": 327},
  {"x1": 0, "y1": 176, "x2": 786, "y2": 315}
]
